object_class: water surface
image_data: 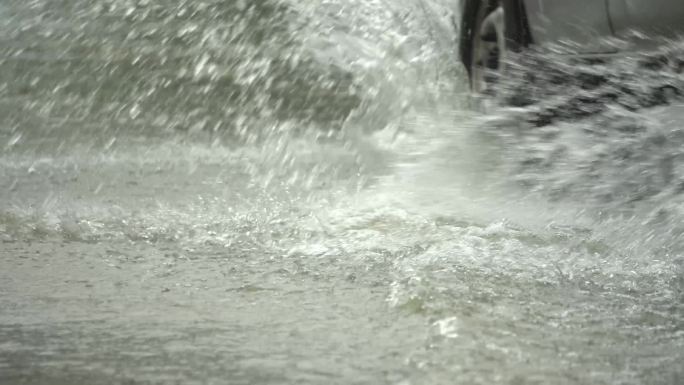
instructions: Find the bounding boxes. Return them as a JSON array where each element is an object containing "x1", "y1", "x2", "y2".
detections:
[{"x1": 1, "y1": 1, "x2": 683, "y2": 384}]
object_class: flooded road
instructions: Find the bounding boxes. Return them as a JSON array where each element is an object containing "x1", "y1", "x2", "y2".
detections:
[{"x1": 1, "y1": 1, "x2": 683, "y2": 384}]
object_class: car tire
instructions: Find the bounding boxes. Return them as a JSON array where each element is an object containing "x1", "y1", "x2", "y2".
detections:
[{"x1": 460, "y1": 0, "x2": 531, "y2": 94}]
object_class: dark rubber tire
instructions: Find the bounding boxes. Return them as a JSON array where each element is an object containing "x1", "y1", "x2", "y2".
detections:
[{"x1": 459, "y1": 0, "x2": 531, "y2": 90}]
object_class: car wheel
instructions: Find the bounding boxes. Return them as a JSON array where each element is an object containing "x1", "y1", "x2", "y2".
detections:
[{"x1": 461, "y1": 0, "x2": 530, "y2": 94}]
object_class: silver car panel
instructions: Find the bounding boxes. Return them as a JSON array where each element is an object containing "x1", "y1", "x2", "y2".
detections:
[
  {"x1": 608, "y1": 0, "x2": 684, "y2": 38},
  {"x1": 522, "y1": 0, "x2": 614, "y2": 52}
]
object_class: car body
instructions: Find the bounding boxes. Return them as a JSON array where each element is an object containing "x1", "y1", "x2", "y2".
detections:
[
  {"x1": 524, "y1": 0, "x2": 684, "y2": 50},
  {"x1": 457, "y1": 0, "x2": 684, "y2": 92}
]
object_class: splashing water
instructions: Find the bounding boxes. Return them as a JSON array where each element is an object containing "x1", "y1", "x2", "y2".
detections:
[{"x1": 1, "y1": 1, "x2": 683, "y2": 384}]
